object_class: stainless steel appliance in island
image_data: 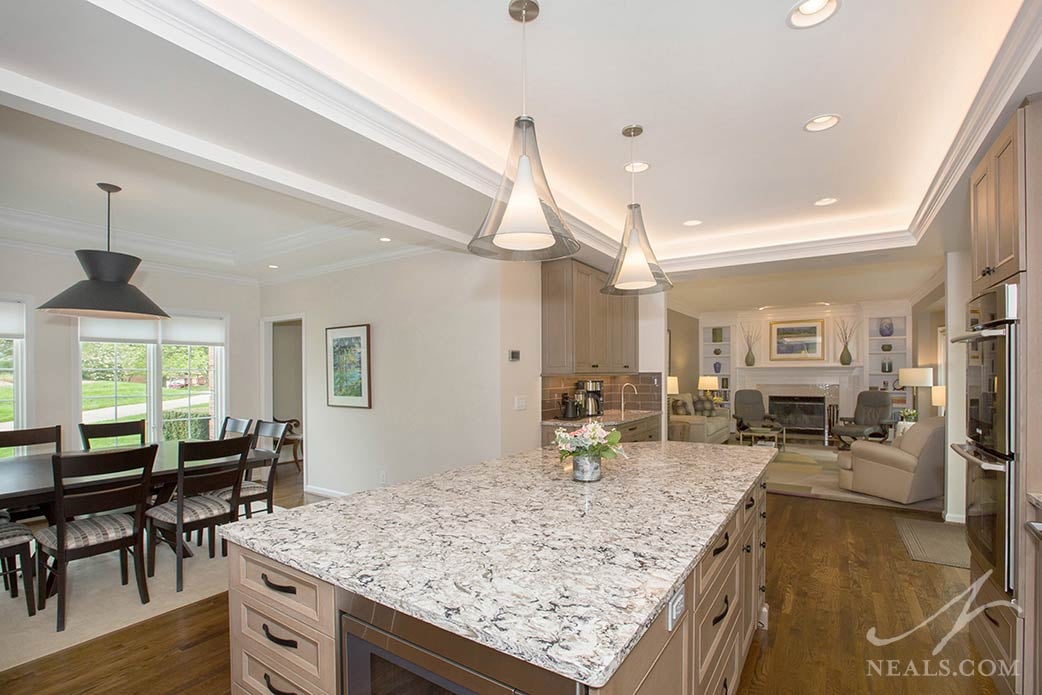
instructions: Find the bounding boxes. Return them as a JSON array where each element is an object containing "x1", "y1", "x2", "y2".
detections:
[{"x1": 953, "y1": 281, "x2": 1019, "y2": 595}]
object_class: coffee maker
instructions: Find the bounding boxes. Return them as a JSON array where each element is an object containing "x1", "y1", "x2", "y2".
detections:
[{"x1": 578, "y1": 379, "x2": 604, "y2": 417}]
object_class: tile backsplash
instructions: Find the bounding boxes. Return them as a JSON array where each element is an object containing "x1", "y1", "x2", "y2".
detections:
[{"x1": 542, "y1": 373, "x2": 663, "y2": 419}]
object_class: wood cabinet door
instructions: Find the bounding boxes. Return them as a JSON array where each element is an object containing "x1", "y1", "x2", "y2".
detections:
[
  {"x1": 541, "y1": 260, "x2": 574, "y2": 375},
  {"x1": 589, "y1": 269, "x2": 609, "y2": 371},
  {"x1": 634, "y1": 614, "x2": 690, "y2": 695},
  {"x1": 621, "y1": 295, "x2": 639, "y2": 373},
  {"x1": 605, "y1": 294, "x2": 624, "y2": 372},
  {"x1": 991, "y1": 115, "x2": 1021, "y2": 284},
  {"x1": 970, "y1": 156, "x2": 993, "y2": 297},
  {"x1": 572, "y1": 262, "x2": 597, "y2": 372}
]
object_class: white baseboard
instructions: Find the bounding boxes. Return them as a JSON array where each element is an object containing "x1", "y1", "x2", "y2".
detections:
[
  {"x1": 304, "y1": 484, "x2": 347, "y2": 499},
  {"x1": 943, "y1": 511, "x2": 966, "y2": 524}
]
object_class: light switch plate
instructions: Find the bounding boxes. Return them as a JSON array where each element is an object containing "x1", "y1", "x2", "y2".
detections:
[
  {"x1": 667, "y1": 587, "x2": 685, "y2": 631},
  {"x1": 514, "y1": 396, "x2": 527, "y2": 411}
]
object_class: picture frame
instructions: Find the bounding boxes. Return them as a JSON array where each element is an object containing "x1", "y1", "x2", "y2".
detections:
[
  {"x1": 769, "y1": 319, "x2": 825, "y2": 361},
  {"x1": 326, "y1": 324, "x2": 372, "y2": 408}
]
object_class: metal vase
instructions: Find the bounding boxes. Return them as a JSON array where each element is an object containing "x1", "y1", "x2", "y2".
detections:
[
  {"x1": 745, "y1": 348, "x2": 756, "y2": 367},
  {"x1": 840, "y1": 344, "x2": 852, "y2": 366},
  {"x1": 572, "y1": 454, "x2": 602, "y2": 482}
]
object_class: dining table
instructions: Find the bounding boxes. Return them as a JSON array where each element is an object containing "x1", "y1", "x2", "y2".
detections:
[{"x1": 0, "y1": 439, "x2": 276, "y2": 525}]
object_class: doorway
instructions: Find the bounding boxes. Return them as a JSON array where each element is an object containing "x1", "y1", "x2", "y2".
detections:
[{"x1": 261, "y1": 315, "x2": 306, "y2": 491}]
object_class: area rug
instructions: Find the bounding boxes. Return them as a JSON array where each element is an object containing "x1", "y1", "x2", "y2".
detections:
[
  {"x1": 894, "y1": 517, "x2": 971, "y2": 569},
  {"x1": 764, "y1": 445, "x2": 944, "y2": 513},
  {"x1": 0, "y1": 504, "x2": 285, "y2": 671}
]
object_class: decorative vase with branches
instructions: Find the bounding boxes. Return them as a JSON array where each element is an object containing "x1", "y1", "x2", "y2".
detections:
[
  {"x1": 836, "y1": 319, "x2": 860, "y2": 366},
  {"x1": 740, "y1": 323, "x2": 761, "y2": 367}
]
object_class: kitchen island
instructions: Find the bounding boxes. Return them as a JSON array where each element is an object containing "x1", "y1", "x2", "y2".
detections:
[{"x1": 221, "y1": 441, "x2": 774, "y2": 695}]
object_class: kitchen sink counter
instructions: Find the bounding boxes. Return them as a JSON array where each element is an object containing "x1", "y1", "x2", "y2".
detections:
[
  {"x1": 221, "y1": 442, "x2": 775, "y2": 688},
  {"x1": 541, "y1": 408, "x2": 660, "y2": 427}
]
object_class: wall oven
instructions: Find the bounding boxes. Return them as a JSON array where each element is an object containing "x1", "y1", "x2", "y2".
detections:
[{"x1": 952, "y1": 282, "x2": 1018, "y2": 595}]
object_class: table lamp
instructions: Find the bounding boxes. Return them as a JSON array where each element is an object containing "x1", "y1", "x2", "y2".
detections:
[
  {"x1": 697, "y1": 375, "x2": 719, "y2": 398},
  {"x1": 931, "y1": 384, "x2": 946, "y2": 416},
  {"x1": 898, "y1": 367, "x2": 933, "y2": 412},
  {"x1": 666, "y1": 376, "x2": 680, "y2": 395}
]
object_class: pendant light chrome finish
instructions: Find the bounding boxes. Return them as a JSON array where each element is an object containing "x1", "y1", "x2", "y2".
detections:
[
  {"x1": 38, "y1": 183, "x2": 169, "y2": 320},
  {"x1": 603, "y1": 125, "x2": 672, "y2": 295},
  {"x1": 468, "y1": 0, "x2": 580, "y2": 261}
]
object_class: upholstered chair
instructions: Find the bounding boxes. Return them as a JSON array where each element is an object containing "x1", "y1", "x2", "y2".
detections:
[
  {"x1": 732, "y1": 390, "x2": 780, "y2": 431},
  {"x1": 837, "y1": 417, "x2": 946, "y2": 504},
  {"x1": 832, "y1": 391, "x2": 894, "y2": 449}
]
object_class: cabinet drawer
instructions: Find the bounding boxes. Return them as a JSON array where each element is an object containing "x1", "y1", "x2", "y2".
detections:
[
  {"x1": 698, "y1": 622, "x2": 740, "y2": 695},
  {"x1": 231, "y1": 589, "x2": 337, "y2": 692},
  {"x1": 694, "y1": 557, "x2": 741, "y2": 681},
  {"x1": 739, "y1": 489, "x2": 757, "y2": 528},
  {"x1": 970, "y1": 559, "x2": 1017, "y2": 663},
  {"x1": 230, "y1": 544, "x2": 335, "y2": 635},
  {"x1": 232, "y1": 638, "x2": 330, "y2": 695},
  {"x1": 698, "y1": 513, "x2": 740, "y2": 597}
]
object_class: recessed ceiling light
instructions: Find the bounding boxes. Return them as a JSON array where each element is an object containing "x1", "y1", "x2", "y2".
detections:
[
  {"x1": 378, "y1": 237, "x2": 392, "y2": 242},
  {"x1": 624, "y1": 161, "x2": 650, "y2": 173},
  {"x1": 804, "y1": 114, "x2": 841, "y2": 132},
  {"x1": 787, "y1": 0, "x2": 839, "y2": 28},
  {"x1": 682, "y1": 219, "x2": 703, "y2": 227},
  {"x1": 267, "y1": 264, "x2": 279, "y2": 269},
  {"x1": 814, "y1": 197, "x2": 838, "y2": 206}
]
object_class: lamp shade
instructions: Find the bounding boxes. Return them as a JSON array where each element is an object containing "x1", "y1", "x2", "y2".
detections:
[
  {"x1": 666, "y1": 376, "x2": 680, "y2": 395},
  {"x1": 931, "y1": 385, "x2": 947, "y2": 408},
  {"x1": 468, "y1": 116, "x2": 580, "y2": 261},
  {"x1": 697, "y1": 376, "x2": 719, "y2": 391},
  {"x1": 38, "y1": 250, "x2": 169, "y2": 320},
  {"x1": 602, "y1": 203, "x2": 673, "y2": 295},
  {"x1": 899, "y1": 367, "x2": 934, "y2": 388}
]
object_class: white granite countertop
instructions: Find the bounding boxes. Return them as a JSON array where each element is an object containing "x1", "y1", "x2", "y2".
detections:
[
  {"x1": 221, "y1": 441, "x2": 775, "y2": 688},
  {"x1": 541, "y1": 409, "x2": 660, "y2": 427}
]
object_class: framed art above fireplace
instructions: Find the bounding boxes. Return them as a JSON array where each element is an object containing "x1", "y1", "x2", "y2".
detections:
[{"x1": 769, "y1": 319, "x2": 825, "y2": 361}]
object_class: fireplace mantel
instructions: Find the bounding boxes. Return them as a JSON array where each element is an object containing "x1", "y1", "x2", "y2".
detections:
[
  {"x1": 734, "y1": 364, "x2": 866, "y2": 417},
  {"x1": 736, "y1": 364, "x2": 862, "y2": 371}
]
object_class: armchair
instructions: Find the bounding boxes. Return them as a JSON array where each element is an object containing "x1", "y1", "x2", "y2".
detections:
[
  {"x1": 668, "y1": 393, "x2": 730, "y2": 444},
  {"x1": 837, "y1": 418, "x2": 945, "y2": 504},
  {"x1": 732, "y1": 390, "x2": 780, "y2": 431},
  {"x1": 832, "y1": 390, "x2": 894, "y2": 449}
]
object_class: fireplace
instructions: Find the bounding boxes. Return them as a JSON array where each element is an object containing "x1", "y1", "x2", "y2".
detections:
[{"x1": 769, "y1": 395, "x2": 826, "y2": 434}]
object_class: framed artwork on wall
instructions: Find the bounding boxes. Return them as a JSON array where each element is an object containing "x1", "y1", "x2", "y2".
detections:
[
  {"x1": 769, "y1": 319, "x2": 825, "y2": 361},
  {"x1": 326, "y1": 324, "x2": 372, "y2": 408}
]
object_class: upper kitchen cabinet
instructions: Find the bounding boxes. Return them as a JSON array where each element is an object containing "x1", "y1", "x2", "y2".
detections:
[
  {"x1": 542, "y1": 259, "x2": 639, "y2": 375},
  {"x1": 971, "y1": 102, "x2": 1035, "y2": 296}
]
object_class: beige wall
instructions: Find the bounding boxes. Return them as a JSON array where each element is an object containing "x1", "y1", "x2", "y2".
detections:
[
  {"x1": 667, "y1": 309, "x2": 700, "y2": 394},
  {"x1": 0, "y1": 243, "x2": 262, "y2": 448},
  {"x1": 260, "y1": 250, "x2": 541, "y2": 497},
  {"x1": 272, "y1": 320, "x2": 303, "y2": 423}
]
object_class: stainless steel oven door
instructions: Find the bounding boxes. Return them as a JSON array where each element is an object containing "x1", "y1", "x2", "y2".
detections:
[
  {"x1": 953, "y1": 326, "x2": 1015, "y2": 459},
  {"x1": 342, "y1": 615, "x2": 519, "y2": 695},
  {"x1": 955, "y1": 445, "x2": 1012, "y2": 594}
]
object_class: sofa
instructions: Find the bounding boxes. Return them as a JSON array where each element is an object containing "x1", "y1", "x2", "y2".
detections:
[
  {"x1": 667, "y1": 393, "x2": 730, "y2": 444},
  {"x1": 837, "y1": 417, "x2": 946, "y2": 504}
]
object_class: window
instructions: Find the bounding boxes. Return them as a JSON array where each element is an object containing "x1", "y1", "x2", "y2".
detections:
[
  {"x1": 78, "y1": 315, "x2": 226, "y2": 446},
  {"x1": 0, "y1": 300, "x2": 26, "y2": 457}
]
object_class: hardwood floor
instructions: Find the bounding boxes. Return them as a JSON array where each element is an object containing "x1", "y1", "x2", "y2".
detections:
[
  {"x1": 0, "y1": 476, "x2": 998, "y2": 694},
  {"x1": 737, "y1": 494, "x2": 997, "y2": 695}
]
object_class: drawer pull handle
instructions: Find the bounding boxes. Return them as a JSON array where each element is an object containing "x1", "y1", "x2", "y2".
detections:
[
  {"x1": 983, "y1": 607, "x2": 1000, "y2": 627},
  {"x1": 712, "y1": 532, "x2": 730, "y2": 556},
  {"x1": 262, "y1": 623, "x2": 299, "y2": 649},
  {"x1": 712, "y1": 595, "x2": 730, "y2": 626},
  {"x1": 760, "y1": 540, "x2": 767, "y2": 549},
  {"x1": 263, "y1": 673, "x2": 297, "y2": 695},
  {"x1": 745, "y1": 497, "x2": 754, "y2": 510},
  {"x1": 627, "y1": 426, "x2": 638, "y2": 431},
  {"x1": 760, "y1": 585, "x2": 766, "y2": 593},
  {"x1": 760, "y1": 511, "x2": 767, "y2": 519},
  {"x1": 760, "y1": 481, "x2": 767, "y2": 490},
  {"x1": 723, "y1": 677, "x2": 729, "y2": 694},
  {"x1": 743, "y1": 544, "x2": 752, "y2": 553},
  {"x1": 260, "y1": 572, "x2": 297, "y2": 595}
]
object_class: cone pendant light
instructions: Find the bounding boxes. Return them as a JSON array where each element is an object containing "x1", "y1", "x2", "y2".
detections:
[
  {"x1": 602, "y1": 125, "x2": 672, "y2": 295},
  {"x1": 468, "y1": 0, "x2": 580, "y2": 261},
  {"x1": 38, "y1": 183, "x2": 169, "y2": 320}
]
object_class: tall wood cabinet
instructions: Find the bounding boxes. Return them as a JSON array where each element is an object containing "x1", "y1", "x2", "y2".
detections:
[
  {"x1": 970, "y1": 105, "x2": 1030, "y2": 296},
  {"x1": 542, "y1": 259, "x2": 639, "y2": 375}
]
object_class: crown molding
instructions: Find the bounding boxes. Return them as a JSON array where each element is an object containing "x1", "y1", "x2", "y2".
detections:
[
  {"x1": 236, "y1": 215, "x2": 372, "y2": 264},
  {"x1": 909, "y1": 0, "x2": 1042, "y2": 239}
]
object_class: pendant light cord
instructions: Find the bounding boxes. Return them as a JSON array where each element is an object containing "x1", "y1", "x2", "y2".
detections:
[
  {"x1": 521, "y1": 6, "x2": 527, "y2": 117},
  {"x1": 106, "y1": 189, "x2": 112, "y2": 252},
  {"x1": 630, "y1": 135, "x2": 636, "y2": 204}
]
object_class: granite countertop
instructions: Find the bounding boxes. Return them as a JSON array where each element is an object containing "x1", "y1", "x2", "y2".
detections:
[
  {"x1": 541, "y1": 409, "x2": 660, "y2": 427},
  {"x1": 221, "y1": 442, "x2": 775, "y2": 688}
]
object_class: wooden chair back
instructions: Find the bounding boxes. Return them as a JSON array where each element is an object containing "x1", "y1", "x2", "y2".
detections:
[
  {"x1": 0, "y1": 425, "x2": 62, "y2": 454},
  {"x1": 176, "y1": 437, "x2": 251, "y2": 514},
  {"x1": 50, "y1": 445, "x2": 158, "y2": 549},
  {"x1": 79, "y1": 420, "x2": 146, "y2": 451},
  {"x1": 219, "y1": 417, "x2": 253, "y2": 440}
]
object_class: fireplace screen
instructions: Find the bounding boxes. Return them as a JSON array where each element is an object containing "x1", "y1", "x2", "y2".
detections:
[{"x1": 769, "y1": 395, "x2": 826, "y2": 432}]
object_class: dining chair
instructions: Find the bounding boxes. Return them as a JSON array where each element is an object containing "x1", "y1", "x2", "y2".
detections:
[
  {"x1": 0, "y1": 521, "x2": 36, "y2": 617},
  {"x1": 79, "y1": 420, "x2": 146, "y2": 451},
  {"x1": 35, "y1": 444, "x2": 158, "y2": 631},
  {"x1": 273, "y1": 417, "x2": 303, "y2": 472},
  {"x1": 219, "y1": 417, "x2": 253, "y2": 440},
  {"x1": 146, "y1": 437, "x2": 251, "y2": 592},
  {"x1": 207, "y1": 420, "x2": 288, "y2": 518},
  {"x1": 0, "y1": 425, "x2": 62, "y2": 525}
]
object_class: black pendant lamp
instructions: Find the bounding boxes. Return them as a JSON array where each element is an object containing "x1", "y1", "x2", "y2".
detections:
[{"x1": 38, "y1": 183, "x2": 169, "y2": 320}]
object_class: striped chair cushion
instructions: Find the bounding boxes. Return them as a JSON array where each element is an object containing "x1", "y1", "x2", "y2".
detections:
[
  {"x1": 0, "y1": 521, "x2": 33, "y2": 549},
  {"x1": 205, "y1": 481, "x2": 267, "y2": 502},
  {"x1": 146, "y1": 495, "x2": 230, "y2": 525},
  {"x1": 35, "y1": 514, "x2": 135, "y2": 551}
]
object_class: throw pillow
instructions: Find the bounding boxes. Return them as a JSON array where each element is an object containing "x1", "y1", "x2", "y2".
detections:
[
  {"x1": 693, "y1": 397, "x2": 715, "y2": 416},
  {"x1": 671, "y1": 398, "x2": 690, "y2": 415}
]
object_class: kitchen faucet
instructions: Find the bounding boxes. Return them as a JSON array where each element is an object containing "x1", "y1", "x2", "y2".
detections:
[{"x1": 621, "y1": 383, "x2": 638, "y2": 419}]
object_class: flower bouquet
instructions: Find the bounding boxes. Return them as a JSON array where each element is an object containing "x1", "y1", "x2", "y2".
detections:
[
  {"x1": 899, "y1": 408, "x2": 919, "y2": 422},
  {"x1": 554, "y1": 422, "x2": 623, "y2": 482}
]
